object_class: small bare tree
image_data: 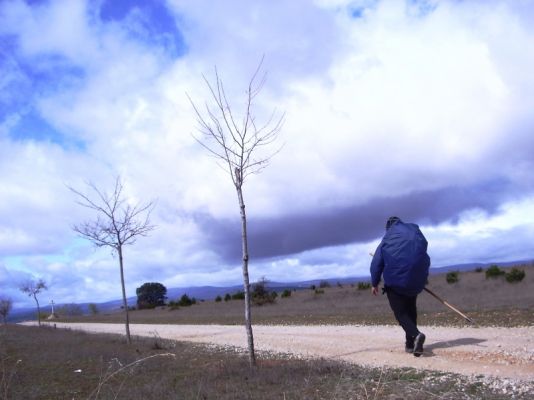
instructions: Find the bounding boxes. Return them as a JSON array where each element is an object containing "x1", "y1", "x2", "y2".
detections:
[
  {"x1": 70, "y1": 177, "x2": 154, "y2": 344},
  {"x1": 19, "y1": 279, "x2": 47, "y2": 326},
  {"x1": 0, "y1": 298, "x2": 13, "y2": 325},
  {"x1": 189, "y1": 60, "x2": 284, "y2": 366}
]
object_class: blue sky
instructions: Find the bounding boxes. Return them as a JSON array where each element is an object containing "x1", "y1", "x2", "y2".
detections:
[{"x1": 2, "y1": 0, "x2": 534, "y2": 308}]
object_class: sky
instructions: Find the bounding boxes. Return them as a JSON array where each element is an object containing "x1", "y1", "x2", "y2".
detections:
[{"x1": 2, "y1": 0, "x2": 534, "y2": 309}]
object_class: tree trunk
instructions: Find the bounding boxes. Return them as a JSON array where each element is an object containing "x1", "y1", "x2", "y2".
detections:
[
  {"x1": 118, "y1": 245, "x2": 132, "y2": 344},
  {"x1": 236, "y1": 185, "x2": 256, "y2": 367},
  {"x1": 34, "y1": 295, "x2": 41, "y2": 327}
]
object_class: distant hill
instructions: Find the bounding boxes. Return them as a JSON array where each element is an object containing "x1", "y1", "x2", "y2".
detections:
[{"x1": 9, "y1": 259, "x2": 532, "y2": 322}]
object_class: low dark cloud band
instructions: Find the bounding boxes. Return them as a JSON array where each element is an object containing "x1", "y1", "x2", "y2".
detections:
[{"x1": 197, "y1": 179, "x2": 517, "y2": 262}]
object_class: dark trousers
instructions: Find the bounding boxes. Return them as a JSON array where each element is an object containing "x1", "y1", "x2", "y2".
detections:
[{"x1": 386, "y1": 289, "x2": 420, "y2": 344}]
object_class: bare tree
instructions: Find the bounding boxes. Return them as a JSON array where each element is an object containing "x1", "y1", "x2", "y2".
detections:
[
  {"x1": 0, "y1": 298, "x2": 13, "y2": 325},
  {"x1": 20, "y1": 279, "x2": 47, "y2": 326},
  {"x1": 69, "y1": 176, "x2": 155, "y2": 344},
  {"x1": 189, "y1": 60, "x2": 284, "y2": 366}
]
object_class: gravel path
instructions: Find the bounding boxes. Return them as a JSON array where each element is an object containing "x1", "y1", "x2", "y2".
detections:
[{"x1": 29, "y1": 322, "x2": 534, "y2": 382}]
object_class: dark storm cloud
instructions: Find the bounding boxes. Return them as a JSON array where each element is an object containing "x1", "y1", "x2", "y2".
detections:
[{"x1": 197, "y1": 179, "x2": 517, "y2": 262}]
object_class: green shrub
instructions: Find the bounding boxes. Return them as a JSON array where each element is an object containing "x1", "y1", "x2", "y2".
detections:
[
  {"x1": 224, "y1": 293, "x2": 231, "y2": 302},
  {"x1": 281, "y1": 289, "x2": 292, "y2": 298},
  {"x1": 485, "y1": 265, "x2": 505, "y2": 279},
  {"x1": 136, "y1": 282, "x2": 167, "y2": 309},
  {"x1": 357, "y1": 282, "x2": 371, "y2": 290},
  {"x1": 314, "y1": 289, "x2": 324, "y2": 295},
  {"x1": 169, "y1": 293, "x2": 197, "y2": 310},
  {"x1": 474, "y1": 267, "x2": 484, "y2": 273},
  {"x1": 505, "y1": 268, "x2": 525, "y2": 283},
  {"x1": 178, "y1": 293, "x2": 193, "y2": 307},
  {"x1": 88, "y1": 303, "x2": 99, "y2": 315},
  {"x1": 446, "y1": 271, "x2": 459, "y2": 284},
  {"x1": 231, "y1": 291, "x2": 245, "y2": 300},
  {"x1": 252, "y1": 278, "x2": 276, "y2": 306},
  {"x1": 215, "y1": 295, "x2": 222, "y2": 302}
]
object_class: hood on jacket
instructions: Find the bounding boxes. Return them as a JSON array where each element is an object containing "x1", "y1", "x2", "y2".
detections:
[{"x1": 386, "y1": 216, "x2": 401, "y2": 230}]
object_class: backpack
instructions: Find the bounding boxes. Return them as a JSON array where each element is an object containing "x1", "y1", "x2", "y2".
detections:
[{"x1": 381, "y1": 221, "x2": 430, "y2": 295}]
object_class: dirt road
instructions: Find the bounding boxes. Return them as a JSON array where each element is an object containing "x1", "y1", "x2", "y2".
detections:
[{"x1": 27, "y1": 322, "x2": 534, "y2": 382}]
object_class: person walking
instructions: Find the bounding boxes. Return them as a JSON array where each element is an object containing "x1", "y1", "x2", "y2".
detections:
[{"x1": 370, "y1": 216, "x2": 431, "y2": 357}]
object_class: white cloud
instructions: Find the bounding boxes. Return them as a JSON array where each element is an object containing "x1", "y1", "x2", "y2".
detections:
[
  {"x1": 0, "y1": 0, "x2": 96, "y2": 67},
  {"x1": 2, "y1": 0, "x2": 534, "y2": 307},
  {"x1": 425, "y1": 196, "x2": 534, "y2": 266},
  {"x1": 166, "y1": 0, "x2": 344, "y2": 87}
]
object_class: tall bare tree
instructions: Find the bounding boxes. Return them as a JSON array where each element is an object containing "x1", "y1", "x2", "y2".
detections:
[
  {"x1": 70, "y1": 177, "x2": 154, "y2": 344},
  {"x1": 20, "y1": 279, "x2": 47, "y2": 326},
  {"x1": 0, "y1": 298, "x2": 13, "y2": 325},
  {"x1": 189, "y1": 61, "x2": 284, "y2": 366}
]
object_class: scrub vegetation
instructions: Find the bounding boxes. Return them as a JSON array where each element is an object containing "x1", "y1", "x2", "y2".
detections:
[
  {"x1": 505, "y1": 268, "x2": 525, "y2": 283},
  {"x1": 485, "y1": 264, "x2": 506, "y2": 279},
  {"x1": 445, "y1": 271, "x2": 459, "y2": 284}
]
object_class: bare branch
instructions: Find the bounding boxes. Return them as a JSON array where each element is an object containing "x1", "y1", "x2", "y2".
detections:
[
  {"x1": 216, "y1": 71, "x2": 244, "y2": 145},
  {"x1": 189, "y1": 58, "x2": 282, "y2": 188},
  {"x1": 69, "y1": 177, "x2": 155, "y2": 248},
  {"x1": 73, "y1": 220, "x2": 116, "y2": 248},
  {"x1": 68, "y1": 184, "x2": 114, "y2": 221}
]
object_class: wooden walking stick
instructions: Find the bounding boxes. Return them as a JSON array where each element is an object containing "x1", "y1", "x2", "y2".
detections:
[{"x1": 423, "y1": 287, "x2": 475, "y2": 324}]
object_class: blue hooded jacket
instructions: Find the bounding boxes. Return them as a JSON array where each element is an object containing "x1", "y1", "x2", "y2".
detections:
[{"x1": 370, "y1": 218, "x2": 430, "y2": 296}]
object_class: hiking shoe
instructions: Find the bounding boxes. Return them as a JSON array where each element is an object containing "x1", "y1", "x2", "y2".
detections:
[
  {"x1": 405, "y1": 337, "x2": 415, "y2": 353},
  {"x1": 413, "y1": 333, "x2": 425, "y2": 357}
]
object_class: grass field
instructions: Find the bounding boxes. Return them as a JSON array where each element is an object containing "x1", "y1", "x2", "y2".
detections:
[
  {"x1": 4, "y1": 265, "x2": 532, "y2": 399},
  {"x1": 58, "y1": 265, "x2": 534, "y2": 327}
]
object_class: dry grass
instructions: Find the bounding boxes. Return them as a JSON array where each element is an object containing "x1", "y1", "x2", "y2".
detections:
[
  {"x1": 1, "y1": 324, "x2": 527, "y2": 400},
  {"x1": 61, "y1": 265, "x2": 534, "y2": 327}
]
